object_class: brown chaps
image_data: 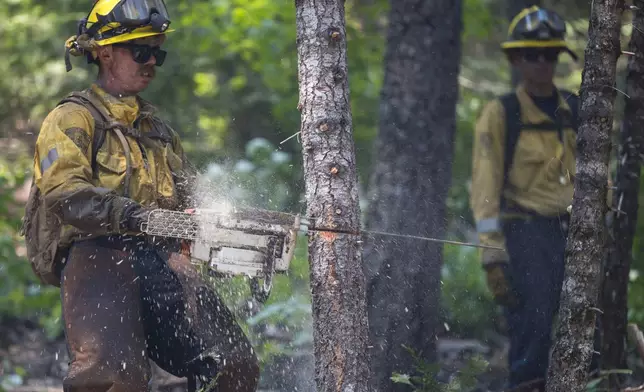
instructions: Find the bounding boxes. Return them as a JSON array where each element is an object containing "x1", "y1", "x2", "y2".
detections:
[{"x1": 60, "y1": 236, "x2": 259, "y2": 392}]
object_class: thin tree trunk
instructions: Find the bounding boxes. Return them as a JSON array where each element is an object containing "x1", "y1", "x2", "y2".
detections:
[
  {"x1": 546, "y1": 1, "x2": 625, "y2": 391},
  {"x1": 295, "y1": 1, "x2": 371, "y2": 391},
  {"x1": 600, "y1": 6, "x2": 644, "y2": 385},
  {"x1": 363, "y1": 0, "x2": 462, "y2": 390}
]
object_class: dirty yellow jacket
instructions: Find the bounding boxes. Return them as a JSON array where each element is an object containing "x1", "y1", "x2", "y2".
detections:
[
  {"x1": 33, "y1": 84, "x2": 195, "y2": 247},
  {"x1": 470, "y1": 85, "x2": 576, "y2": 264}
]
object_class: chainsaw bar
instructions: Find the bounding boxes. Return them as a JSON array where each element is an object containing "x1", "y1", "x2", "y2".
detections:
[{"x1": 141, "y1": 208, "x2": 501, "y2": 251}]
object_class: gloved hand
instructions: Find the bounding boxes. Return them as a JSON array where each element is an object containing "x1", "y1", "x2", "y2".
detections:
[
  {"x1": 120, "y1": 202, "x2": 153, "y2": 233},
  {"x1": 483, "y1": 261, "x2": 518, "y2": 308}
]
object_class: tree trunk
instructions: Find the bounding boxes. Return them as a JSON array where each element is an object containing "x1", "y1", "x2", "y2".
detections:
[
  {"x1": 363, "y1": 0, "x2": 462, "y2": 390},
  {"x1": 507, "y1": 0, "x2": 541, "y2": 87},
  {"x1": 295, "y1": 1, "x2": 371, "y2": 391},
  {"x1": 545, "y1": 1, "x2": 624, "y2": 391},
  {"x1": 600, "y1": 6, "x2": 644, "y2": 385}
]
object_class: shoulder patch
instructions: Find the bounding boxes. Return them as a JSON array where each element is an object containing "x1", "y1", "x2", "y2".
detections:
[{"x1": 64, "y1": 127, "x2": 91, "y2": 155}]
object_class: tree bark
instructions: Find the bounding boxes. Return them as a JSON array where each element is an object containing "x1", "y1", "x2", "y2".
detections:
[
  {"x1": 295, "y1": 1, "x2": 371, "y2": 391},
  {"x1": 600, "y1": 5, "x2": 644, "y2": 385},
  {"x1": 545, "y1": 1, "x2": 625, "y2": 391},
  {"x1": 363, "y1": 0, "x2": 462, "y2": 390}
]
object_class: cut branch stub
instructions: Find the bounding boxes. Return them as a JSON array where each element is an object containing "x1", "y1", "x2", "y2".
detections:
[
  {"x1": 332, "y1": 66, "x2": 345, "y2": 83},
  {"x1": 328, "y1": 27, "x2": 342, "y2": 42}
]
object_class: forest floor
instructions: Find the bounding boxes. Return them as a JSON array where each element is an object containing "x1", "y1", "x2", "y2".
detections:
[{"x1": 2, "y1": 317, "x2": 644, "y2": 392}]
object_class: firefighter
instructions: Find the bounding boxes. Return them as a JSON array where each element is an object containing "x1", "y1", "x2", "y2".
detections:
[
  {"x1": 470, "y1": 6, "x2": 599, "y2": 392},
  {"x1": 21, "y1": 1, "x2": 259, "y2": 391}
]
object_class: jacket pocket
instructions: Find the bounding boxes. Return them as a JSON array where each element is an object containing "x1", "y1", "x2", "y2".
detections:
[
  {"x1": 95, "y1": 150, "x2": 128, "y2": 193},
  {"x1": 508, "y1": 133, "x2": 548, "y2": 192}
]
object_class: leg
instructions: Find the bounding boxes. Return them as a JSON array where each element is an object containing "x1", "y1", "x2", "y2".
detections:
[
  {"x1": 61, "y1": 241, "x2": 150, "y2": 392},
  {"x1": 137, "y1": 249, "x2": 259, "y2": 392},
  {"x1": 503, "y1": 218, "x2": 565, "y2": 390}
]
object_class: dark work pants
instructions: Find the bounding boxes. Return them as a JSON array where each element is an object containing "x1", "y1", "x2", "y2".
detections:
[
  {"x1": 60, "y1": 236, "x2": 259, "y2": 392},
  {"x1": 502, "y1": 216, "x2": 601, "y2": 390}
]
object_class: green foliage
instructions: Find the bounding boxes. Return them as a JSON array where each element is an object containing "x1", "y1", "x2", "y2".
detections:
[
  {"x1": 391, "y1": 346, "x2": 632, "y2": 392},
  {"x1": 211, "y1": 238, "x2": 312, "y2": 366},
  {"x1": 391, "y1": 345, "x2": 489, "y2": 392},
  {"x1": 441, "y1": 245, "x2": 497, "y2": 338},
  {"x1": 200, "y1": 137, "x2": 298, "y2": 211},
  {"x1": 627, "y1": 176, "x2": 644, "y2": 326},
  {"x1": 0, "y1": 3, "x2": 626, "y2": 390},
  {"x1": 197, "y1": 140, "x2": 313, "y2": 366},
  {"x1": 0, "y1": 154, "x2": 61, "y2": 338},
  {"x1": 585, "y1": 369, "x2": 633, "y2": 391}
]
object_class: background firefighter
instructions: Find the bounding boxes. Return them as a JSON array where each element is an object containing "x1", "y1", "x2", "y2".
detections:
[
  {"x1": 20, "y1": 0, "x2": 260, "y2": 391},
  {"x1": 469, "y1": 6, "x2": 601, "y2": 392}
]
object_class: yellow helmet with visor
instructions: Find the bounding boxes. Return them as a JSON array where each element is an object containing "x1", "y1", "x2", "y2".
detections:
[
  {"x1": 65, "y1": 0, "x2": 175, "y2": 71},
  {"x1": 501, "y1": 6, "x2": 577, "y2": 61}
]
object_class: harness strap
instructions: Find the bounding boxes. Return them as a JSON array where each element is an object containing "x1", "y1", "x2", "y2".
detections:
[
  {"x1": 112, "y1": 127, "x2": 132, "y2": 198},
  {"x1": 58, "y1": 90, "x2": 133, "y2": 198}
]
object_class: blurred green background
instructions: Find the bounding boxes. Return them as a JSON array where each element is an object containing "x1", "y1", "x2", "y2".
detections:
[{"x1": 0, "y1": 0, "x2": 639, "y2": 389}]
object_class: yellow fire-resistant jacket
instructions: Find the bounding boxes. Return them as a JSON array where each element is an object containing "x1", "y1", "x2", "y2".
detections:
[
  {"x1": 470, "y1": 84, "x2": 576, "y2": 264},
  {"x1": 33, "y1": 84, "x2": 195, "y2": 248}
]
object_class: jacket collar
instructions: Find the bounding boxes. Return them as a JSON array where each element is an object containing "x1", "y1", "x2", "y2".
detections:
[
  {"x1": 515, "y1": 83, "x2": 572, "y2": 125},
  {"x1": 89, "y1": 84, "x2": 158, "y2": 126}
]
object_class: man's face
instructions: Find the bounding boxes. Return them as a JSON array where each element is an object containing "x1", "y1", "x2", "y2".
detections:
[
  {"x1": 98, "y1": 35, "x2": 166, "y2": 95},
  {"x1": 512, "y1": 48, "x2": 561, "y2": 85}
]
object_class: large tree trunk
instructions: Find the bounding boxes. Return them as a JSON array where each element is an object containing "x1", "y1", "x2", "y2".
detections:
[
  {"x1": 545, "y1": 1, "x2": 625, "y2": 391},
  {"x1": 363, "y1": 0, "x2": 462, "y2": 390},
  {"x1": 295, "y1": 1, "x2": 371, "y2": 391},
  {"x1": 600, "y1": 7, "x2": 644, "y2": 386}
]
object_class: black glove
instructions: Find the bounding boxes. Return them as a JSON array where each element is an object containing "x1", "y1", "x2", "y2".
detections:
[{"x1": 120, "y1": 202, "x2": 153, "y2": 233}]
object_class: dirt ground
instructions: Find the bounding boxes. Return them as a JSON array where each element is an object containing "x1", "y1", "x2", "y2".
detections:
[
  {"x1": 2, "y1": 316, "x2": 644, "y2": 392},
  {"x1": 0, "y1": 316, "x2": 508, "y2": 392}
]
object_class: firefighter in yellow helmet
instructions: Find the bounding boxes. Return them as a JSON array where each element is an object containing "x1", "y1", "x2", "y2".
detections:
[
  {"x1": 470, "y1": 6, "x2": 600, "y2": 392},
  {"x1": 22, "y1": 1, "x2": 260, "y2": 391}
]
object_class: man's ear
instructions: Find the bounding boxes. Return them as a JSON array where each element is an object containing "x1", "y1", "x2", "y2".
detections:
[
  {"x1": 505, "y1": 50, "x2": 521, "y2": 67},
  {"x1": 95, "y1": 45, "x2": 114, "y2": 67}
]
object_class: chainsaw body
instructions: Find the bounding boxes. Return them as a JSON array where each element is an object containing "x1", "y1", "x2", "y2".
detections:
[{"x1": 140, "y1": 207, "x2": 300, "y2": 301}]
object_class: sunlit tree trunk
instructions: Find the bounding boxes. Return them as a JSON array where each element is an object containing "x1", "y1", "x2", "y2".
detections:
[
  {"x1": 295, "y1": 1, "x2": 371, "y2": 391},
  {"x1": 600, "y1": 7, "x2": 644, "y2": 388},
  {"x1": 546, "y1": 1, "x2": 625, "y2": 391},
  {"x1": 362, "y1": 0, "x2": 462, "y2": 390}
]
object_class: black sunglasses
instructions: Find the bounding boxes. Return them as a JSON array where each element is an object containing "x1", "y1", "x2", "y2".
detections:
[
  {"x1": 112, "y1": 43, "x2": 167, "y2": 66},
  {"x1": 522, "y1": 48, "x2": 561, "y2": 63}
]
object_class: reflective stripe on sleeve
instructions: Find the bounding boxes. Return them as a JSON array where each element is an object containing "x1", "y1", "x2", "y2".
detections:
[
  {"x1": 476, "y1": 217, "x2": 500, "y2": 233},
  {"x1": 40, "y1": 148, "x2": 59, "y2": 174}
]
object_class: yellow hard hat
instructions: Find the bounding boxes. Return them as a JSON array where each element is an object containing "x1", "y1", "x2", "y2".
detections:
[
  {"x1": 65, "y1": 0, "x2": 174, "y2": 71},
  {"x1": 83, "y1": 0, "x2": 174, "y2": 46},
  {"x1": 501, "y1": 6, "x2": 577, "y2": 60}
]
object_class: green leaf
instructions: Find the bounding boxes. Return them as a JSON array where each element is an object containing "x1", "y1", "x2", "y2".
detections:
[{"x1": 391, "y1": 373, "x2": 415, "y2": 386}]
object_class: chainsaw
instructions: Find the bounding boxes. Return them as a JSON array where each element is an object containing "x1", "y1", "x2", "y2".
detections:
[
  {"x1": 140, "y1": 205, "x2": 502, "y2": 302},
  {"x1": 140, "y1": 207, "x2": 301, "y2": 303}
]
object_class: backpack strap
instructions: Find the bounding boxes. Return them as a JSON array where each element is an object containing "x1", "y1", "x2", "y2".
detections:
[
  {"x1": 57, "y1": 90, "x2": 133, "y2": 198},
  {"x1": 500, "y1": 92, "x2": 522, "y2": 197},
  {"x1": 58, "y1": 90, "x2": 111, "y2": 174},
  {"x1": 559, "y1": 89, "x2": 579, "y2": 133}
]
